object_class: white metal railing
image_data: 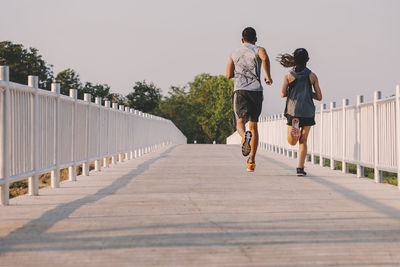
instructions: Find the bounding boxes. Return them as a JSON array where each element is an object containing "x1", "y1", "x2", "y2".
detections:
[
  {"x1": 0, "y1": 66, "x2": 186, "y2": 205},
  {"x1": 227, "y1": 86, "x2": 400, "y2": 189}
]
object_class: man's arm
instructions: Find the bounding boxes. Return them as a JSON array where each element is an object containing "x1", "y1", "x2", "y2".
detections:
[
  {"x1": 226, "y1": 56, "x2": 234, "y2": 79},
  {"x1": 258, "y1": 47, "x2": 273, "y2": 85},
  {"x1": 310, "y1": 72, "x2": 322, "y2": 101}
]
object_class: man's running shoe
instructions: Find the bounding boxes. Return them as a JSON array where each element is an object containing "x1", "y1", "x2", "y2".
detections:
[
  {"x1": 296, "y1": 168, "x2": 307, "y2": 176},
  {"x1": 247, "y1": 159, "x2": 255, "y2": 172},
  {"x1": 292, "y1": 118, "x2": 300, "y2": 137},
  {"x1": 241, "y1": 131, "x2": 252, "y2": 156}
]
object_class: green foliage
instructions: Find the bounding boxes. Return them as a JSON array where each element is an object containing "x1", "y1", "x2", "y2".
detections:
[
  {"x1": 55, "y1": 68, "x2": 82, "y2": 96},
  {"x1": 0, "y1": 41, "x2": 54, "y2": 89},
  {"x1": 187, "y1": 74, "x2": 235, "y2": 143},
  {"x1": 109, "y1": 93, "x2": 128, "y2": 106},
  {"x1": 126, "y1": 81, "x2": 162, "y2": 113},
  {"x1": 82, "y1": 82, "x2": 111, "y2": 102},
  {"x1": 157, "y1": 74, "x2": 235, "y2": 144},
  {"x1": 9, "y1": 180, "x2": 28, "y2": 189},
  {"x1": 156, "y1": 86, "x2": 202, "y2": 143}
]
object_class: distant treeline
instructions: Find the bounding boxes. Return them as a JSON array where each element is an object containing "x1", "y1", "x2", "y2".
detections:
[{"x1": 0, "y1": 41, "x2": 235, "y2": 143}]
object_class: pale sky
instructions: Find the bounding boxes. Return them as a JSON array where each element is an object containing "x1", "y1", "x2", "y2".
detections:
[{"x1": 1, "y1": 0, "x2": 399, "y2": 115}]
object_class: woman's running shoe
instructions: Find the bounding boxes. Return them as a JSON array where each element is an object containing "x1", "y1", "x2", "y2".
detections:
[
  {"x1": 292, "y1": 118, "x2": 300, "y2": 137},
  {"x1": 247, "y1": 159, "x2": 256, "y2": 172},
  {"x1": 241, "y1": 131, "x2": 252, "y2": 156},
  {"x1": 296, "y1": 168, "x2": 307, "y2": 176}
]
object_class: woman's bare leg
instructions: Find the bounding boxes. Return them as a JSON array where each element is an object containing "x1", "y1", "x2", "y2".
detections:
[
  {"x1": 287, "y1": 126, "x2": 299, "y2": 146},
  {"x1": 298, "y1": 126, "x2": 312, "y2": 168}
]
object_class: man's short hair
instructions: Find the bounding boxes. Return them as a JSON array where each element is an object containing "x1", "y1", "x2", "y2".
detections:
[{"x1": 242, "y1": 27, "x2": 256, "y2": 43}]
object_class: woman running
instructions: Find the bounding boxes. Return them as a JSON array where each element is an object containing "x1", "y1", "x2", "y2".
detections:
[{"x1": 277, "y1": 48, "x2": 322, "y2": 176}]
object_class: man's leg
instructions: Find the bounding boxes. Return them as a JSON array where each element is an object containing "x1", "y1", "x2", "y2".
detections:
[
  {"x1": 248, "y1": 121, "x2": 258, "y2": 162},
  {"x1": 236, "y1": 117, "x2": 247, "y2": 138},
  {"x1": 298, "y1": 126, "x2": 312, "y2": 168}
]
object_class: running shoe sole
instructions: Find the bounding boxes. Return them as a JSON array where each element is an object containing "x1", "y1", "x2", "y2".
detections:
[
  {"x1": 241, "y1": 131, "x2": 252, "y2": 156},
  {"x1": 292, "y1": 118, "x2": 300, "y2": 137}
]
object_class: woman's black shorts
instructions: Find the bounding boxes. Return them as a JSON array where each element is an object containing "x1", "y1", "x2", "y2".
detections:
[
  {"x1": 233, "y1": 90, "x2": 263, "y2": 122},
  {"x1": 286, "y1": 115, "x2": 316, "y2": 127}
]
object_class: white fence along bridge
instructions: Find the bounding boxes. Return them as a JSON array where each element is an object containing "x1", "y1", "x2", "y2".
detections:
[
  {"x1": 228, "y1": 85, "x2": 400, "y2": 188},
  {"x1": 0, "y1": 66, "x2": 186, "y2": 205}
]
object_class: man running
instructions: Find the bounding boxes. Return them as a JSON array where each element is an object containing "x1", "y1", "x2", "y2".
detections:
[{"x1": 226, "y1": 27, "x2": 273, "y2": 172}]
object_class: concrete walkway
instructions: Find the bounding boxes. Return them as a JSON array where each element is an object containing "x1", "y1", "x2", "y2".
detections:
[{"x1": 1, "y1": 144, "x2": 400, "y2": 266}]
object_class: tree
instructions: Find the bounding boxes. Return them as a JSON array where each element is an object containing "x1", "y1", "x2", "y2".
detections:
[
  {"x1": 187, "y1": 74, "x2": 235, "y2": 144},
  {"x1": 157, "y1": 74, "x2": 235, "y2": 144},
  {"x1": 156, "y1": 86, "x2": 203, "y2": 143},
  {"x1": 82, "y1": 82, "x2": 111, "y2": 102},
  {"x1": 55, "y1": 68, "x2": 82, "y2": 96},
  {"x1": 126, "y1": 81, "x2": 162, "y2": 113},
  {"x1": 0, "y1": 41, "x2": 54, "y2": 89},
  {"x1": 109, "y1": 93, "x2": 128, "y2": 106}
]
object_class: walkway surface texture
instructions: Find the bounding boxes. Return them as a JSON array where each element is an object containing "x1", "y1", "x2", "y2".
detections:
[{"x1": 1, "y1": 144, "x2": 400, "y2": 267}]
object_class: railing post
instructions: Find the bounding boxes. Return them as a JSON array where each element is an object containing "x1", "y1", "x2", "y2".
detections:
[
  {"x1": 310, "y1": 112, "x2": 315, "y2": 164},
  {"x1": 69, "y1": 89, "x2": 78, "y2": 181},
  {"x1": 129, "y1": 108, "x2": 135, "y2": 159},
  {"x1": 330, "y1": 102, "x2": 336, "y2": 170},
  {"x1": 320, "y1": 103, "x2": 325, "y2": 167},
  {"x1": 28, "y1": 75, "x2": 39, "y2": 196},
  {"x1": 274, "y1": 114, "x2": 278, "y2": 154},
  {"x1": 139, "y1": 111, "x2": 144, "y2": 156},
  {"x1": 280, "y1": 114, "x2": 284, "y2": 155},
  {"x1": 51, "y1": 83, "x2": 60, "y2": 188},
  {"x1": 396, "y1": 85, "x2": 400, "y2": 190},
  {"x1": 356, "y1": 95, "x2": 364, "y2": 177},
  {"x1": 134, "y1": 110, "x2": 139, "y2": 158},
  {"x1": 311, "y1": 133, "x2": 316, "y2": 164},
  {"x1": 103, "y1": 100, "x2": 111, "y2": 168},
  {"x1": 373, "y1": 91, "x2": 382, "y2": 183},
  {"x1": 82, "y1": 93, "x2": 91, "y2": 176},
  {"x1": 124, "y1": 107, "x2": 130, "y2": 160},
  {"x1": 95, "y1": 97, "x2": 102, "y2": 172},
  {"x1": 342, "y1": 98, "x2": 349, "y2": 173},
  {"x1": 118, "y1": 105, "x2": 125, "y2": 163},
  {"x1": 267, "y1": 116, "x2": 270, "y2": 151},
  {"x1": 0, "y1": 66, "x2": 10, "y2": 205},
  {"x1": 112, "y1": 103, "x2": 118, "y2": 164}
]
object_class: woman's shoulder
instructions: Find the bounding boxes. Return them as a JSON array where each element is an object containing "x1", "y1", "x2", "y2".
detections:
[{"x1": 286, "y1": 70, "x2": 296, "y2": 83}]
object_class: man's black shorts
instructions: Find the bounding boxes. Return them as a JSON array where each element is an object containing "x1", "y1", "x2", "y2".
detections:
[{"x1": 233, "y1": 90, "x2": 263, "y2": 122}]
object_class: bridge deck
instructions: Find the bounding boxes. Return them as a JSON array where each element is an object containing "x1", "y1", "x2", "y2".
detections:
[{"x1": 1, "y1": 144, "x2": 400, "y2": 266}]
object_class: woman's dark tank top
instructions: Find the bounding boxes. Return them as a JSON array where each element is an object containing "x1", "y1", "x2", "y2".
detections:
[{"x1": 284, "y1": 67, "x2": 315, "y2": 118}]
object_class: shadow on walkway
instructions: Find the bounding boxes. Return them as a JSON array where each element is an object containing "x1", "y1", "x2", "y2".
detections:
[
  {"x1": 259, "y1": 153, "x2": 400, "y2": 220},
  {"x1": 0, "y1": 146, "x2": 177, "y2": 255}
]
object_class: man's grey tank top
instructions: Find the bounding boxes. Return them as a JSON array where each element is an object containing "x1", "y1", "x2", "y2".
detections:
[
  {"x1": 231, "y1": 43, "x2": 263, "y2": 91},
  {"x1": 285, "y1": 67, "x2": 315, "y2": 118}
]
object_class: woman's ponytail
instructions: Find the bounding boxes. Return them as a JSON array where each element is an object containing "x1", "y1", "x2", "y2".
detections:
[
  {"x1": 277, "y1": 48, "x2": 309, "y2": 69},
  {"x1": 277, "y1": 53, "x2": 295, "y2": 68}
]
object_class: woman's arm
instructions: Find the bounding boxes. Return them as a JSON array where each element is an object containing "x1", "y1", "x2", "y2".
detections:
[
  {"x1": 281, "y1": 73, "x2": 289, "y2": 98},
  {"x1": 310, "y1": 72, "x2": 322, "y2": 101}
]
